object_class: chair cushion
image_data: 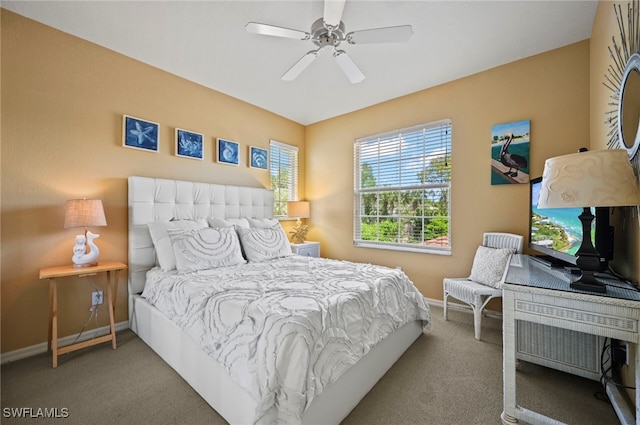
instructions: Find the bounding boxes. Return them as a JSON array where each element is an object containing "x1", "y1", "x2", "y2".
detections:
[
  {"x1": 443, "y1": 278, "x2": 503, "y2": 299},
  {"x1": 469, "y1": 245, "x2": 514, "y2": 288}
]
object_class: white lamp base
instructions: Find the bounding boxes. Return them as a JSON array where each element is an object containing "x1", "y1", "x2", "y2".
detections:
[{"x1": 71, "y1": 231, "x2": 101, "y2": 267}]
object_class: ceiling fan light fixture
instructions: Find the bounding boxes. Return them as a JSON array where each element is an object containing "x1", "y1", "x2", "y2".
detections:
[
  {"x1": 246, "y1": 0, "x2": 411, "y2": 82},
  {"x1": 311, "y1": 18, "x2": 345, "y2": 46}
]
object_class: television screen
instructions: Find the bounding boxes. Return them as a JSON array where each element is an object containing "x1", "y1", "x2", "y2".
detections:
[
  {"x1": 529, "y1": 177, "x2": 593, "y2": 266},
  {"x1": 529, "y1": 177, "x2": 612, "y2": 270}
]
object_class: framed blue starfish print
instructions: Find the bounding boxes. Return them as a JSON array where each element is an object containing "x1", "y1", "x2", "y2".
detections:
[{"x1": 123, "y1": 115, "x2": 159, "y2": 152}]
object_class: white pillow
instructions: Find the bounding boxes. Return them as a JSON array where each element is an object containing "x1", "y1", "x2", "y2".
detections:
[
  {"x1": 246, "y1": 217, "x2": 280, "y2": 228},
  {"x1": 236, "y1": 225, "x2": 292, "y2": 262},
  {"x1": 207, "y1": 217, "x2": 250, "y2": 229},
  {"x1": 168, "y1": 227, "x2": 246, "y2": 273},
  {"x1": 469, "y1": 245, "x2": 515, "y2": 288},
  {"x1": 148, "y1": 219, "x2": 208, "y2": 271}
]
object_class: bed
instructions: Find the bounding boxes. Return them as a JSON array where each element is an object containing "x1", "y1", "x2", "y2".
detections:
[{"x1": 127, "y1": 176, "x2": 430, "y2": 425}]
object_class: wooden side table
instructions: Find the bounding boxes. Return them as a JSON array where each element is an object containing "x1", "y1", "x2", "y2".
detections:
[{"x1": 39, "y1": 261, "x2": 127, "y2": 368}]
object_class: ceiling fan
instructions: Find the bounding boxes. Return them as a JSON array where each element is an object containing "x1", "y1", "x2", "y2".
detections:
[{"x1": 245, "y1": 0, "x2": 413, "y2": 84}]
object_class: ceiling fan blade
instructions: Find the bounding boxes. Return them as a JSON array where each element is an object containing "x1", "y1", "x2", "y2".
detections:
[
  {"x1": 323, "y1": 0, "x2": 346, "y2": 28},
  {"x1": 282, "y1": 51, "x2": 319, "y2": 81},
  {"x1": 333, "y1": 50, "x2": 365, "y2": 84},
  {"x1": 347, "y1": 25, "x2": 413, "y2": 44},
  {"x1": 245, "y1": 22, "x2": 309, "y2": 40}
]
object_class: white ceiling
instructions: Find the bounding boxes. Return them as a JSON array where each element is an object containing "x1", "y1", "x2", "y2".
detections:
[{"x1": 3, "y1": 0, "x2": 598, "y2": 125}]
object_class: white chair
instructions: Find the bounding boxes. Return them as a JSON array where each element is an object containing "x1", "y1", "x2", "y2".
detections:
[{"x1": 443, "y1": 232, "x2": 524, "y2": 340}]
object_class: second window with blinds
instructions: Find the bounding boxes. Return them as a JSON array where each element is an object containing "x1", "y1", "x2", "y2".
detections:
[
  {"x1": 270, "y1": 140, "x2": 299, "y2": 218},
  {"x1": 354, "y1": 119, "x2": 452, "y2": 254}
]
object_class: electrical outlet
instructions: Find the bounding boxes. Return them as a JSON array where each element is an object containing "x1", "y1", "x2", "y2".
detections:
[
  {"x1": 92, "y1": 290, "x2": 103, "y2": 306},
  {"x1": 613, "y1": 341, "x2": 630, "y2": 366}
]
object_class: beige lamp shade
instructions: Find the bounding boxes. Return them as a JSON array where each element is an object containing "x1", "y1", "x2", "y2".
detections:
[
  {"x1": 538, "y1": 149, "x2": 640, "y2": 209},
  {"x1": 287, "y1": 201, "x2": 310, "y2": 219},
  {"x1": 64, "y1": 199, "x2": 107, "y2": 228}
]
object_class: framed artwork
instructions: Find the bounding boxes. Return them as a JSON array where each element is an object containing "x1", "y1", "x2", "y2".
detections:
[
  {"x1": 249, "y1": 146, "x2": 268, "y2": 170},
  {"x1": 175, "y1": 128, "x2": 204, "y2": 160},
  {"x1": 217, "y1": 138, "x2": 239, "y2": 165},
  {"x1": 123, "y1": 115, "x2": 159, "y2": 152},
  {"x1": 490, "y1": 119, "x2": 530, "y2": 185}
]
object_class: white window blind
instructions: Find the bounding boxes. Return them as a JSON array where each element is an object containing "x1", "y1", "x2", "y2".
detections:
[
  {"x1": 354, "y1": 119, "x2": 452, "y2": 253},
  {"x1": 270, "y1": 140, "x2": 299, "y2": 217}
]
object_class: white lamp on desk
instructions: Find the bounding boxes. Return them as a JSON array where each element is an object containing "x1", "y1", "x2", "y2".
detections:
[
  {"x1": 538, "y1": 149, "x2": 640, "y2": 293},
  {"x1": 64, "y1": 199, "x2": 107, "y2": 267}
]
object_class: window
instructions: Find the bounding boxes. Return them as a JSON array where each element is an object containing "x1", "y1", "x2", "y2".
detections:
[
  {"x1": 354, "y1": 119, "x2": 452, "y2": 254},
  {"x1": 270, "y1": 140, "x2": 299, "y2": 217}
]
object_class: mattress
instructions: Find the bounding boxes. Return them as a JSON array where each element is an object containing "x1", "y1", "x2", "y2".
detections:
[{"x1": 141, "y1": 254, "x2": 431, "y2": 425}]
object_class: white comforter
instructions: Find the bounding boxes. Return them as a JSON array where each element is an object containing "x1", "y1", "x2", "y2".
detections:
[{"x1": 142, "y1": 255, "x2": 430, "y2": 424}]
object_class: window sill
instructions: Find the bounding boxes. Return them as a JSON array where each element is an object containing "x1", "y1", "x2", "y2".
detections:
[{"x1": 353, "y1": 241, "x2": 451, "y2": 255}]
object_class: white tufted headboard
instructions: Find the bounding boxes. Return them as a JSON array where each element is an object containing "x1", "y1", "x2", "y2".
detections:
[{"x1": 127, "y1": 176, "x2": 274, "y2": 296}]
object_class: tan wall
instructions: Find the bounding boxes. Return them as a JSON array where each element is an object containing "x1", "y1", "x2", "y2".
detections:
[
  {"x1": 1, "y1": 9, "x2": 595, "y2": 354},
  {"x1": 591, "y1": 0, "x2": 640, "y2": 283},
  {"x1": 590, "y1": 0, "x2": 639, "y2": 402},
  {"x1": 1, "y1": 11, "x2": 305, "y2": 353},
  {"x1": 306, "y1": 41, "x2": 591, "y2": 301}
]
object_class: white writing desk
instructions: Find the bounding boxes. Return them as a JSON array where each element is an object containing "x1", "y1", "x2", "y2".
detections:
[{"x1": 502, "y1": 255, "x2": 640, "y2": 425}]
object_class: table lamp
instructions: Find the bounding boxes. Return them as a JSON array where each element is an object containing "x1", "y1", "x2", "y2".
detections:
[
  {"x1": 287, "y1": 201, "x2": 310, "y2": 243},
  {"x1": 64, "y1": 199, "x2": 107, "y2": 267},
  {"x1": 538, "y1": 149, "x2": 640, "y2": 293}
]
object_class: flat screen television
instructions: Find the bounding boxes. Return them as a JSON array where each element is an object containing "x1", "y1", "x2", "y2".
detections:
[{"x1": 529, "y1": 176, "x2": 613, "y2": 270}]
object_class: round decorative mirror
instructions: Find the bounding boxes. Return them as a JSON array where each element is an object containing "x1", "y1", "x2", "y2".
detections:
[
  {"x1": 605, "y1": 1, "x2": 640, "y2": 173},
  {"x1": 618, "y1": 53, "x2": 640, "y2": 160}
]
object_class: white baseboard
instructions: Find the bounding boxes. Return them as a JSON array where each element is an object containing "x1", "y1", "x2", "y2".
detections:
[
  {"x1": 0, "y1": 320, "x2": 129, "y2": 365},
  {"x1": 426, "y1": 297, "x2": 444, "y2": 307}
]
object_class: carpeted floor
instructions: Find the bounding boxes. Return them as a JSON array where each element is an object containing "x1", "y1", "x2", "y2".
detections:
[{"x1": 1, "y1": 305, "x2": 620, "y2": 424}]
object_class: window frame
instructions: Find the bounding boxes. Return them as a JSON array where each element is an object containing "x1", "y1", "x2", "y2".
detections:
[{"x1": 353, "y1": 119, "x2": 452, "y2": 255}]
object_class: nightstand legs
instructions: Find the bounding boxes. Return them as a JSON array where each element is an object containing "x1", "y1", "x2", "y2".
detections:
[
  {"x1": 106, "y1": 270, "x2": 117, "y2": 349},
  {"x1": 47, "y1": 271, "x2": 119, "y2": 368},
  {"x1": 48, "y1": 279, "x2": 58, "y2": 368}
]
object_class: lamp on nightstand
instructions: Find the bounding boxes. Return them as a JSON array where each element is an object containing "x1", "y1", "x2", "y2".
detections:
[
  {"x1": 287, "y1": 201, "x2": 310, "y2": 243},
  {"x1": 64, "y1": 199, "x2": 107, "y2": 267},
  {"x1": 538, "y1": 149, "x2": 640, "y2": 293}
]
